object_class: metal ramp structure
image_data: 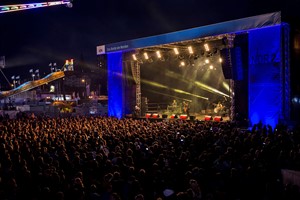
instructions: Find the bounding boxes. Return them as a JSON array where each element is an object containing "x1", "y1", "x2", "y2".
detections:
[
  {"x1": 0, "y1": 1, "x2": 75, "y2": 99},
  {"x1": 0, "y1": 71, "x2": 65, "y2": 99}
]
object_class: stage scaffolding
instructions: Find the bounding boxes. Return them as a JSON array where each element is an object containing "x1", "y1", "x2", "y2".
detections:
[{"x1": 131, "y1": 61, "x2": 141, "y2": 116}]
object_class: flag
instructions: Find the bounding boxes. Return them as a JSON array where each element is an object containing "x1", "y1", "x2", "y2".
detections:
[
  {"x1": 11, "y1": 75, "x2": 15, "y2": 79},
  {"x1": 49, "y1": 63, "x2": 52, "y2": 67},
  {"x1": 35, "y1": 69, "x2": 39, "y2": 73},
  {"x1": 15, "y1": 76, "x2": 20, "y2": 79},
  {"x1": 29, "y1": 69, "x2": 33, "y2": 73}
]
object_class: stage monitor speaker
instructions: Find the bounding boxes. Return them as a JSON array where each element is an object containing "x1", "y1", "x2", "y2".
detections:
[
  {"x1": 204, "y1": 115, "x2": 212, "y2": 121},
  {"x1": 162, "y1": 114, "x2": 168, "y2": 119},
  {"x1": 214, "y1": 116, "x2": 223, "y2": 122},
  {"x1": 170, "y1": 114, "x2": 178, "y2": 119},
  {"x1": 145, "y1": 113, "x2": 152, "y2": 118},
  {"x1": 179, "y1": 114, "x2": 188, "y2": 120},
  {"x1": 190, "y1": 116, "x2": 195, "y2": 120},
  {"x1": 220, "y1": 47, "x2": 243, "y2": 80},
  {"x1": 152, "y1": 113, "x2": 159, "y2": 118}
]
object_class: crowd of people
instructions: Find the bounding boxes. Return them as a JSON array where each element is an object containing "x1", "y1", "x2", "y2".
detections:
[{"x1": 0, "y1": 113, "x2": 300, "y2": 200}]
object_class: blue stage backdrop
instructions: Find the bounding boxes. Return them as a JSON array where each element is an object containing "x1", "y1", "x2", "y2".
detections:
[
  {"x1": 107, "y1": 52, "x2": 123, "y2": 119},
  {"x1": 248, "y1": 25, "x2": 282, "y2": 128}
]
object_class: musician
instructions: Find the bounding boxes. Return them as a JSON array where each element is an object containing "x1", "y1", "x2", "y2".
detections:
[
  {"x1": 183, "y1": 101, "x2": 190, "y2": 117},
  {"x1": 134, "y1": 104, "x2": 140, "y2": 118},
  {"x1": 214, "y1": 101, "x2": 224, "y2": 115},
  {"x1": 171, "y1": 99, "x2": 178, "y2": 111}
]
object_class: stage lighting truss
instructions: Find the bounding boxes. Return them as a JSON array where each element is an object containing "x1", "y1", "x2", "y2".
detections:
[{"x1": 130, "y1": 34, "x2": 235, "y2": 65}]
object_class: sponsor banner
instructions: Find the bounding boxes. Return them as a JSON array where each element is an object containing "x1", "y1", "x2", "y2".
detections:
[
  {"x1": 99, "y1": 12, "x2": 281, "y2": 54},
  {"x1": 96, "y1": 45, "x2": 106, "y2": 55}
]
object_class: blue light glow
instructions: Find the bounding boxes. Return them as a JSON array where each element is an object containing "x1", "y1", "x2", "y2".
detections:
[
  {"x1": 248, "y1": 25, "x2": 282, "y2": 128},
  {"x1": 107, "y1": 52, "x2": 123, "y2": 119}
]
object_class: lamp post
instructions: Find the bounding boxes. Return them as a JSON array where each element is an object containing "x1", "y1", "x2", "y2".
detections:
[
  {"x1": 49, "y1": 62, "x2": 57, "y2": 73},
  {"x1": 29, "y1": 69, "x2": 35, "y2": 81},
  {"x1": 15, "y1": 76, "x2": 20, "y2": 87},
  {"x1": 10, "y1": 75, "x2": 20, "y2": 88},
  {"x1": 81, "y1": 78, "x2": 86, "y2": 99},
  {"x1": 35, "y1": 69, "x2": 40, "y2": 79},
  {"x1": 11, "y1": 75, "x2": 16, "y2": 88}
]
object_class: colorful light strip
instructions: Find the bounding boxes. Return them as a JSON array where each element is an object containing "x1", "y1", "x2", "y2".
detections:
[{"x1": 0, "y1": 1, "x2": 70, "y2": 14}]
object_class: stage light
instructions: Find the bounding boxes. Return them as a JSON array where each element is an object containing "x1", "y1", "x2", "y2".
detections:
[
  {"x1": 132, "y1": 54, "x2": 137, "y2": 61},
  {"x1": 174, "y1": 48, "x2": 179, "y2": 55},
  {"x1": 188, "y1": 46, "x2": 193, "y2": 54},
  {"x1": 144, "y1": 52, "x2": 149, "y2": 60},
  {"x1": 209, "y1": 65, "x2": 214, "y2": 70},
  {"x1": 66, "y1": 2, "x2": 73, "y2": 8},
  {"x1": 205, "y1": 59, "x2": 210, "y2": 64},
  {"x1": 180, "y1": 61, "x2": 185, "y2": 66},
  {"x1": 156, "y1": 51, "x2": 162, "y2": 58},
  {"x1": 219, "y1": 58, "x2": 222, "y2": 63},
  {"x1": 204, "y1": 43, "x2": 210, "y2": 51}
]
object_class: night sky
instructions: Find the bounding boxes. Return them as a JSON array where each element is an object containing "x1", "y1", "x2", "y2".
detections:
[{"x1": 0, "y1": 0, "x2": 300, "y2": 88}]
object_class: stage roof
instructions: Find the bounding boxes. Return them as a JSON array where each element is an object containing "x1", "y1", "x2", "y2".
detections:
[{"x1": 97, "y1": 12, "x2": 281, "y2": 55}]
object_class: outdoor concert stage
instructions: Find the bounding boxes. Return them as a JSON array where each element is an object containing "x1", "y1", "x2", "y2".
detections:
[{"x1": 97, "y1": 12, "x2": 290, "y2": 128}]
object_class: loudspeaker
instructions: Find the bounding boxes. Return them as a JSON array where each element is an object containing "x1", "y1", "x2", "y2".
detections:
[
  {"x1": 152, "y1": 113, "x2": 159, "y2": 118},
  {"x1": 170, "y1": 114, "x2": 178, "y2": 119},
  {"x1": 179, "y1": 114, "x2": 188, "y2": 120},
  {"x1": 204, "y1": 115, "x2": 212, "y2": 121},
  {"x1": 220, "y1": 48, "x2": 233, "y2": 79},
  {"x1": 162, "y1": 114, "x2": 168, "y2": 119},
  {"x1": 214, "y1": 116, "x2": 223, "y2": 122},
  {"x1": 220, "y1": 47, "x2": 243, "y2": 80}
]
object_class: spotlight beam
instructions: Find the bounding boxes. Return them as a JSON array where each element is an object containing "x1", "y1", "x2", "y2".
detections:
[
  {"x1": 164, "y1": 69, "x2": 229, "y2": 97},
  {"x1": 141, "y1": 79, "x2": 209, "y2": 100}
]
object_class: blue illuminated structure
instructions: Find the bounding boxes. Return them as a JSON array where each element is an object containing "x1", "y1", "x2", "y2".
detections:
[
  {"x1": 107, "y1": 52, "x2": 123, "y2": 119},
  {"x1": 100, "y1": 11, "x2": 290, "y2": 127}
]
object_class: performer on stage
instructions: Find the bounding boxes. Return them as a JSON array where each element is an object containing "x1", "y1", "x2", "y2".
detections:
[
  {"x1": 214, "y1": 101, "x2": 224, "y2": 115},
  {"x1": 172, "y1": 99, "x2": 178, "y2": 111},
  {"x1": 183, "y1": 101, "x2": 190, "y2": 117},
  {"x1": 134, "y1": 104, "x2": 140, "y2": 118}
]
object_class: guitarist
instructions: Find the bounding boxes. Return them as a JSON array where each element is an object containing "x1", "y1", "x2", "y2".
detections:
[{"x1": 214, "y1": 101, "x2": 224, "y2": 115}]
